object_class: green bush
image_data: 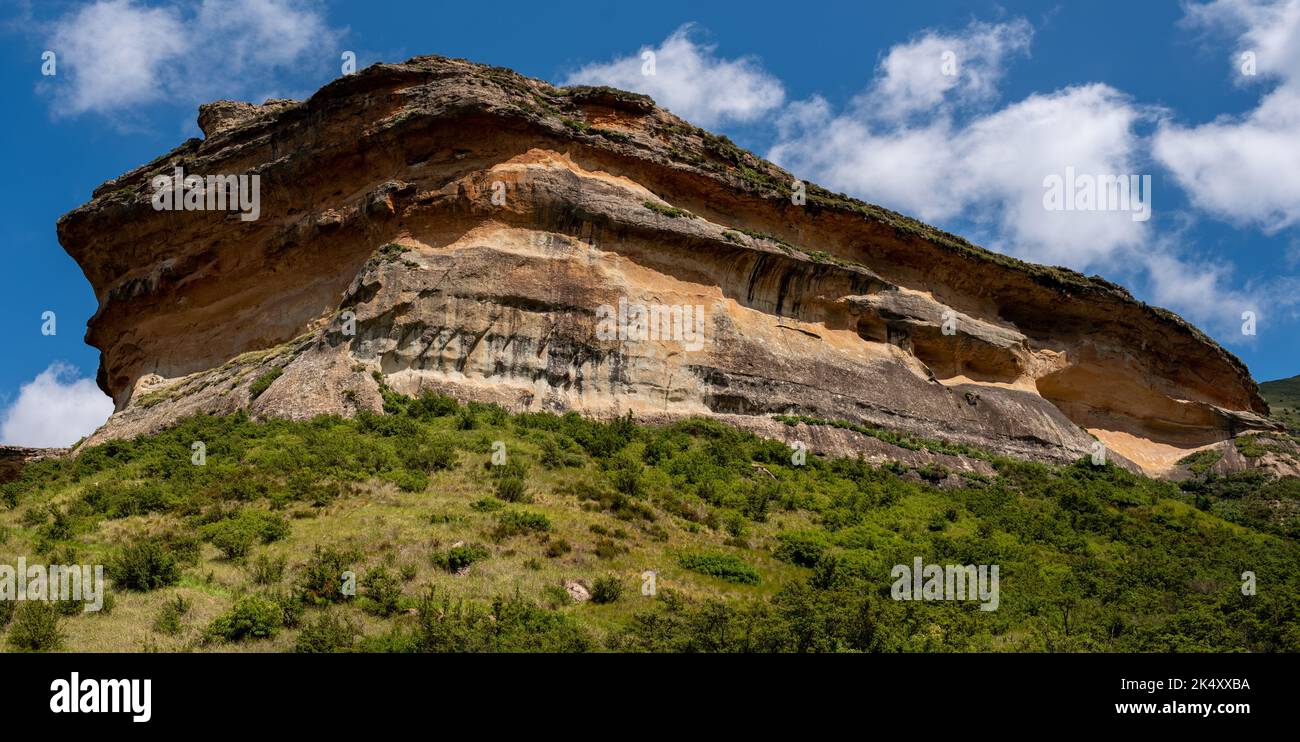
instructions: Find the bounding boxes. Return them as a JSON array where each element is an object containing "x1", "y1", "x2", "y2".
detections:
[
  {"x1": 488, "y1": 458, "x2": 529, "y2": 479},
  {"x1": 55, "y1": 595, "x2": 88, "y2": 616},
  {"x1": 19, "y1": 507, "x2": 47, "y2": 527},
  {"x1": 0, "y1": 483, "x2": 20, "y2": 510},
  {"x1": 591, "y1": 576, "x2": 624, "y2": 604},
  {"x1": 565, "y1": 411, "x2": 638, "y2": 458},
  {"x1": 433, "y1": 543, "x2": 490, "y2": 572},
  {"x1": 160, "y1": 531, "x2": 202, "y2": 566},
  {"x1": 358, "y1": 410, "x2": 420, "y2": 438},
  {"x1": 382, "y1": 468, "x2": 429, "y2": 493},
  {"x1": 539, "y1": 436, "x2": 584, "y2": 469},
  {"x1": 80, "y1": 480, "x2": 175, "y2": 519},
  {"x1": 250, "y1": 554, "x2": 286, "y2": 585},
  {"x1": 495, "y1": 476, "x2": 529, "y2": 503},
  {"x1": 153, "y1": 594, "x2": 191, "y2": 636},
  {"x1": 774, "y1": 531, "x2": 831, "y2": 568},
  {"x1": 200, "y1": 510, "x2": 290, "y2": 559},
  {"x1": 608, "y1": 453, "x2": 645, "y2": 497},
  {"x1": 678, "y1": 552, "x2": 760, "y2": 584},
  {"x1": 471, "y1": 402, "x2": 509, "y2": 427},
  {"x1": 295, "y1": 611, "x2": 360, "y2": 653},
  {"x1": 7, "y1": 601, "x2": 63, "y2": 651},
  {"x1": 112, "y1": 539, "x2": 181, "y2": 591},
  {"x1": 492, "y1": 510, "x2": 551, "y2": 540},
  {"x1": 471, "y1": 497, "x2": 504, "y2": 512},
  {"x1": 594, "y1": 538, "x2": 627, "y2": 560},
  {"x1": 201, "y1": 520, "x2": 256, "y2": 559},
  {"x1": 405, "y1": 390, "x2": 460, "y2": 419},
  {"x1": 266, "y1": 588, "x2": 305, "y2": 629},
  {"x1": 362, "y1": 566, "x2": 404, "y2": 616},
  {"x1": 400, "y1": 437, "x2": 457, "y2": 472},
  {"x1": 206, "y1": 595, "x2": 284, "y2": 642},
  {"x1": 35, "y1": 506, "x2": 74, "y2": 548},
  {"x1": 298, "y1": 545, "x2": 359, "y2": 605}
]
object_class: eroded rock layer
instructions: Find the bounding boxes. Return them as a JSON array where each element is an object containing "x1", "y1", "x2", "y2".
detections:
[{"x1": 57, "y1": 56, "x2": 1279, "y2": 476}]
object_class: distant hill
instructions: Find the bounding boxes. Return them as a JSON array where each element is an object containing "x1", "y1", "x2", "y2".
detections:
[{"x1": 1261, "y1": 375, "x2": 1300, "y2": 430}]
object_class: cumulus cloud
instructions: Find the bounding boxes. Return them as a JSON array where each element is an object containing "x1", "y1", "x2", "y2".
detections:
[
  {"x1": 1153, "y1": 0, "x2": 1300, "y2": 231},
  {"x1": 562, "y1": 24, "x2": 784, "y2": 127},
  {"x1": 41, "y1": 0, "x2": 340, "y2": 117},
  {"x1": 770, "y1": 19, "x2": 1151, "y2": 268},
  {"x1": 1137, "y1": 243, "x2": 1300, "y2": 342},
  {"x1": 0, "y1": 364, "x2": 113, "y2": 448},
  {"x1": 863, "y1": 18, "x2": 1032, "y2": 122},
  {"x1": 1138, "y1": 247, "x2": 1254, "y2": 337}
]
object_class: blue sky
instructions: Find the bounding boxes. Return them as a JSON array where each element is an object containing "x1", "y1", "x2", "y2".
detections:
[{"x1": 1, "y1": 0, "x2": 1297, "y2": 446}]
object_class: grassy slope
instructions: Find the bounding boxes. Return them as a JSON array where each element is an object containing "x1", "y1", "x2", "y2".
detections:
[
  {"x1": 1, "y1": 387, "x2": 1298, "y2": 653},
  {"x1": 1261, "y1": 374, "x2": 1300, "y2": 430}
]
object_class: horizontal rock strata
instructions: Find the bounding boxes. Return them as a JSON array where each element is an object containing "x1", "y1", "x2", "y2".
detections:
[{"x1": 57, "y1": 56, "x2": 1280, "y2": 476}]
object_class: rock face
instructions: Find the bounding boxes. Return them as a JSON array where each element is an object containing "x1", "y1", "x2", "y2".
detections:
[
  {"x1": 57, "y1": 56, "x2": 1280, "y2": 477},
  {"x1": 0, "y1": 446, "x2": 64, "y2": 483}
]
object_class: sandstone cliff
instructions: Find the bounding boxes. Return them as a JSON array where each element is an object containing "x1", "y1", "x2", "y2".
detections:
[{"x1": 56, "y1": 56, "x2": 1281, "y2": 477}]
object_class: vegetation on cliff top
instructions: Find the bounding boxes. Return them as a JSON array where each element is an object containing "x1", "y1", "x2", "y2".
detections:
[{"x1": 2, "y1": 389, "x2": 1297, "y2": 653}]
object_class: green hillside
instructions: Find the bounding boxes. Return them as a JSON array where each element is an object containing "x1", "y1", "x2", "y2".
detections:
[
  {"x1": 1261, "y1": 374, "x2": 1300, "y2": 431},
  {"x1": 2, "y1": 384, "x2": 1298, "y2": 653}
]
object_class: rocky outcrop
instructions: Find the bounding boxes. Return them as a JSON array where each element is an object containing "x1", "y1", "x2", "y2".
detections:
[
  {"x1": 196, "y1": 98, "x2": 296, "y2": 138},
  {"x1": 1196, "y1": 434, "x2": 1300, "y2": 480},
  {"x1": 56, "y1": 56, "x2": 1280, "y2": 476},
  {"x1": 0, "y1": 446, "x2": 64, "y2": 484}
]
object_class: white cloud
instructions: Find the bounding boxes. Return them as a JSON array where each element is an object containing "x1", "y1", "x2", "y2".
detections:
[
  {"x1": 45, "y1": 0, "x2": 186, "y2": 115},
  {"x1": 0, "y1": 364, "x2": 113, "y2": 448},
  {"x1": 770, "y1": 23, "x2": 1152, "y2": 268},
  {"x1": 863, "y1": 18, "x2": 1032, "y2": 122},
  {"x1": 1140, "y1": 250, "x2": 1255, "y2": 337},
  {"x1": 1139, "y1": 245, "x2": 1300, "y2": 341},
  {"x1": 562, "y1": 24, "x2": 784, "y2": 127},
  {"x1": 1182, "y1": 0, "x2": 1300, "y2": 86},
  {"x1": 955, "y1": 86, "x2": 1153, "y2": 266},
  {"x1": 42, "y1": 0, "x2": 340, "y2": 117},
  {"x1": 1153, "y1": 0, "x2": 1300, "y2": 230}
]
